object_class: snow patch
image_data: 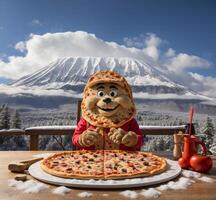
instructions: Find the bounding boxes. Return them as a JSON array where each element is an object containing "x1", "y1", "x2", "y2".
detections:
[
  {"x1": 182, "y1": 170, "x2": 215, "y2": 183},
  {"x1": 182, "y1": 170, "x2": 201, "y2": 178},
  {"x1": 8, "y1": 179, "x2": 49, "y2": 193},
  {"x1": 120, "y1": 190, "x2": 138, "y2": 199},
  {"x1": 77, "y1": 191, "x2": 93, "y2": 198},
  {"x1": 157, "y1": 177, "x2": 194, "y2": 191},
  {"x1": 198, "y1": 176, "x2": 215, "y2": 183},
  {"x1": 156, "y1": 184, "x2": 170, "y2": 191},
  {"x1": 135, "y1": 91, "x2": 211, "y2": 101},
  {"x1": 0, "y1": 128, "x2": 24, "y2": 132},
  {"x1": 140, "y1": 188, "x2": 161, "y2": 199},
  {"x1": 26, "y1": 125, "x2": 76, "y2": 130},
  {"x1": 0, "y1": 84, "x2": 78, "y2": 97},
  {"x1": 140, "y1": 125, "x2": 186, "y2": 129},
  {"x1": 52, "y1": 186, "x2": 71, "y2": 195}
]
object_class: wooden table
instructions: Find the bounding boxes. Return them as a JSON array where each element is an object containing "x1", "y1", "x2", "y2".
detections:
[{"x1": 0, "y1": 151, "x2": 215, "y2": 200}]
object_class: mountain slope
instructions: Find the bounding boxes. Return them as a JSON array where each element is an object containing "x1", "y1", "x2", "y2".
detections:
[
  {"x1": 9, "y1": 56, "x2": 214, "y2": 103},
  {"x1": 12, "y1": 57, "x2": 189, "y2": 94},
  {"x1": 11, "y1": 57, "x2": 180, "y2": 87}
]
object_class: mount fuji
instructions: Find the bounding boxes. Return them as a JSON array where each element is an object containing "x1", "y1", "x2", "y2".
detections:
[
  {"x1": 1, "y1": 56, "x2": 214, "y2": 111},
  {"x1": 11, "y1": 57, "x2": 206, "y2": 98},
  {"x1": 13, "y1": 57, "x2": 176, "y2": 88}
]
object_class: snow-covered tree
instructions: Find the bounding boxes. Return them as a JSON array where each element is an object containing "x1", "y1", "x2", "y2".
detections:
[
  {"x1": 210, "y1": 128, "x2": 216, "y2": 155},
  {"x1": 0, "y1": 105, "x2": 10, "y2": 129},
  {"x1": 11, "y1": 109, "x2": 27, "y2": 149},
  {"x1": 165, "y1": 136, "x2": 173, "y2": 151},
  {"x1": 11, "y1": 110, "x2": 21, "y2": 129},
  {"x1": 150, "y1": 139, "x2": 158, "y2": 151},
  {"x1": 198, "y1": 116, "x2": 215, "y2": 149},
  {"x1": 157, "y1": 137, "x2": 166, "y2": 151}
]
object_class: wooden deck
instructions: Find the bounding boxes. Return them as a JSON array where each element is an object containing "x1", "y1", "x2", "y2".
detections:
[{"x1": 0, "y1": 151, "x2": 215, "y2": 200}]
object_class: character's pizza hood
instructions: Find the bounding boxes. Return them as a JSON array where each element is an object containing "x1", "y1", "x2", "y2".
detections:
[
  {"x1": 85, "y1": 70, "x2": 133, "y2": 99},
  {"x1": 81, "y1": 70, "x2": 136, "y2": 128}
]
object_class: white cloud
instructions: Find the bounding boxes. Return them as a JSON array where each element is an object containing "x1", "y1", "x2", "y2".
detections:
[
  {"x1": 0, "y1": 31, "x2": 153, "y2": 79},
  {"x1": 0, "y1": 84, "x2": 211, "y2": 101},
  {"x1": 164, "y1": 53, "x2": 211, "y2": 72},
  {"x1": 123, "y1": 33, "x2": 211, "y2": 74},
  {"x1": 123, "y1": 33, "x2": 161, "y2": 61},
  {"x1": 123, "y1": 34, "x2": 147, "y2": 48},
  {"x1": 15, "y1": 41, "x2": 26, "y2": 53},
  {"x1": 31, "y1": 19, "x2": 42, "y2": 26},
  {"x1": 0, "y1": 30, "x2": 215, "y2": 98},
  {"x1": 189, "y1": 73, "x2": 216, "y2": 98},
  {"x1": 0, "y1": 84, "x2": 81, "y2": 97},
  {"x1": 165, "y1": 48, "x2": 176, "y2": 57}
]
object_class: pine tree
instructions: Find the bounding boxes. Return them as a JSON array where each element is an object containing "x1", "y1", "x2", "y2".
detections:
[
  {"x1": 165, "y1": 136, "x2": 173, "y2": 151},
  {"x1": 11, "y1": 110, "x2": 21, "y2": 129},
  {"x1": 0, "y1": 105, "x2": 10, "y2": 129},
  {"x1": 210, "y1": 134, "x2": 216, "y2": 155},
  {"x1": 157, "y1": 137, "x2": 166, "y2": 151},
  {"x1": 151, "y1": 139, "x2": 158, "y2": 151},
  {"x1": 199, "y1": 116, "x2": 215, "y2": 149}
]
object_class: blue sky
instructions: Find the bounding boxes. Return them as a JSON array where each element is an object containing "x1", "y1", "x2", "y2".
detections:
[{"x1": 0, "y1": 0, "x2": 216, "y2": 86}]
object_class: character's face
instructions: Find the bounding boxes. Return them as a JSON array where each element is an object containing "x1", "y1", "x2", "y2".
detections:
[
  {"x1": 95, "y1": 83, "x2": 120, "y2": 117},
  {"x1": 84, "y1": 82, "x2": 134, "y2": 118}
]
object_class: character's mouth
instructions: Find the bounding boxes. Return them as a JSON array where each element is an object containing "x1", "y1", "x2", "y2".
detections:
[{"x1": 97, "y1": 105, "x2": 119, "y2": 112}]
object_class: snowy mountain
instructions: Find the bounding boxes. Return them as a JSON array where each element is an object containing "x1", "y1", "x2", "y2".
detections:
[
  {"x1": 12, "y1": 57, "x2": 176, "y2": 87},
  {"x1": 1, "y1": 56, "x2": 215, "y2": 112},
  {"x1": 12, "y1": 57, "x2": 188, "y2": 93},
  {"x1": 6, "y1": 56, "x2": 213, "y2": 103}
]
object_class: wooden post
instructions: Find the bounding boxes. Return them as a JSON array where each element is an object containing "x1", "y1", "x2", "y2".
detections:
[
  {"x1": 76, "y1": 100, "x2": 82, "y2": 124},
  {"x1": 30, "y1": 135, "x2": 39, "y2": 150}
]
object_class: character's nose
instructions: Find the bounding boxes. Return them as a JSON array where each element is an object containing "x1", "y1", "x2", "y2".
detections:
[{"x1": 103, "y1": 98, "x2": 112, "y2": 104}]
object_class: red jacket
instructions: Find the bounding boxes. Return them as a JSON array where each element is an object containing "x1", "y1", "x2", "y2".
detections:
[{"x1": 72, "y1": 117, "x2": 144, "y2": 150}]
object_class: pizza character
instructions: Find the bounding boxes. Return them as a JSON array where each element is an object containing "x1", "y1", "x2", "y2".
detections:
[{"x1": 72, "y1": 70, "x2": 144, "y2": 150}]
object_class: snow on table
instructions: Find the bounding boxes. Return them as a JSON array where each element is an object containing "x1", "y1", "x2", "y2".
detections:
[
  {"x1": 8, "y1": 179, "x2": 49, "y2": 193},
  {"x1": 8, "y1": 168, "x2": 216, "y2": 198},
  {"x1": 52, "y1": 186, "x2": 71, "y2": 195}
]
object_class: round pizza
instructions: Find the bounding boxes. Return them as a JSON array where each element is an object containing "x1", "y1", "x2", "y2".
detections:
[{"x1": 41, "y1": 150, "x2": 167, "y2": 179}]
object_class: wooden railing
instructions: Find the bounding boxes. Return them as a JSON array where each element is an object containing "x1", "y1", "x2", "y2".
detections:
[{"x1": 0, "y1": 125, "x2": 186, "y2": 150}]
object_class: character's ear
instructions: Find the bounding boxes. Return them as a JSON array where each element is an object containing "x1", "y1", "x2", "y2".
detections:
[
  {"x1": 85, "y1": 96, "x2": 100, "y2": 110},
  {"x1": 115, "y1": 95, "x2": 133, "y2": 108}
]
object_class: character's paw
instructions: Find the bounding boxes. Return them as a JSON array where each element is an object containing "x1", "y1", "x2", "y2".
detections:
[
  {"x1": 121, "y1": 131, "x2": 138, "y2": 147},
  {"x1": 108, "y1": 128, "x2": 127, "y2": 144},
  {"x1": 78, "y1": 128, "x2": 100, "y2": 147}
]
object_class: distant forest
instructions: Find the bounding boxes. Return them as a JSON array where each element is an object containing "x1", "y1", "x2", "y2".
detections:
[{"x1": 0, "y1": 104, "x2": 216, "y2": 154}]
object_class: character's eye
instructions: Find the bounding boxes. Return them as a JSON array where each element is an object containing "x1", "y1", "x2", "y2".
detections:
[
  {"x1": 109, "y1": 90, "x2": 118, "y2": 97},
  {"x1": 97, "y1": 90, "x2": 105, "y2": 97}
]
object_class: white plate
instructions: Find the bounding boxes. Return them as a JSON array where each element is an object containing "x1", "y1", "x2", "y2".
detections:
[{"x1": 29, "y1": 159, "x2": 181, "y2": 189}]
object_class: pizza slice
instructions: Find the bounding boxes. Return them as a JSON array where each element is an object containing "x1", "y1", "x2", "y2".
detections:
[
  {"x1": 104, "y1": 150, "x2": 167, "y2": 179},
  {"x1": 41, "y1": 150, "x2": 104, "y2": 179}
]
